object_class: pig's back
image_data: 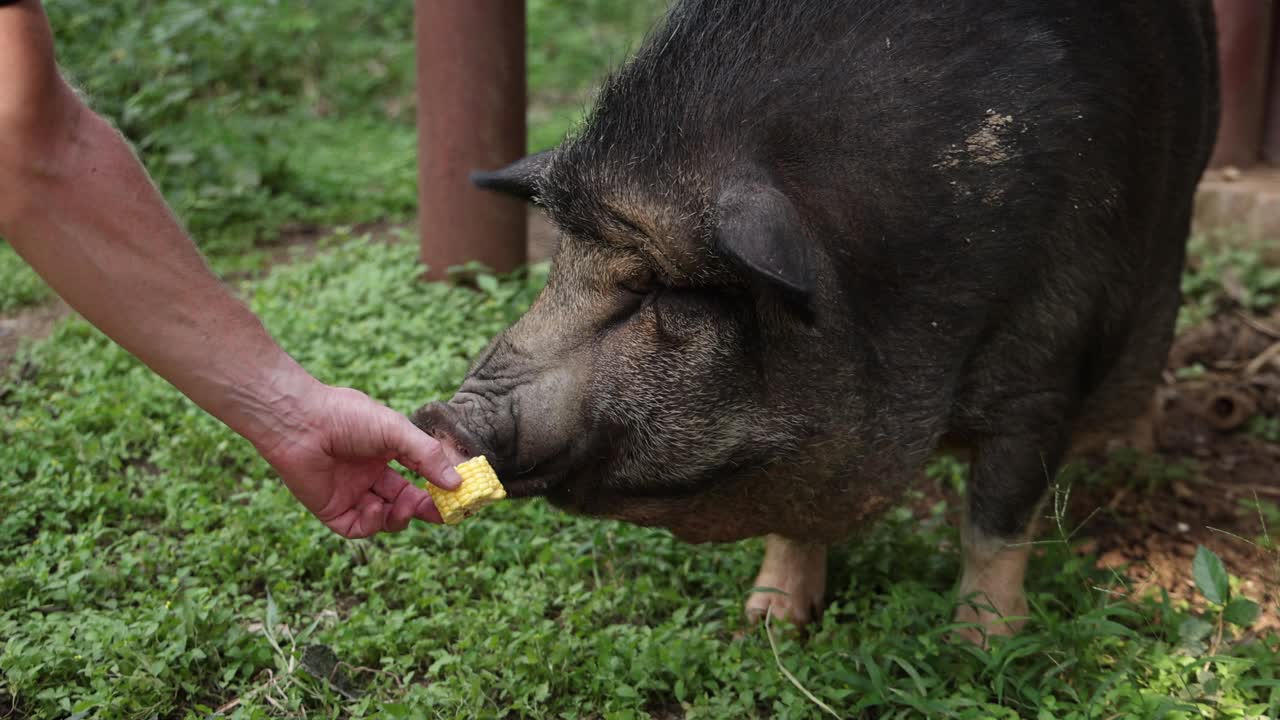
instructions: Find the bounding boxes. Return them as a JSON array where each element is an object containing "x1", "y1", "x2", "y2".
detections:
[
  {"x1": 566, "y1": 0, "x2": 1218, "y2": 448},
  {"x1": 577, "y1": 0, "x2": 1217, "y2": 281}
]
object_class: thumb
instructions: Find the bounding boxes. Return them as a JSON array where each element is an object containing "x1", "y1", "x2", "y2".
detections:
[{"x1": 380, "y1": 408, "x2": 462, "y2": 490}]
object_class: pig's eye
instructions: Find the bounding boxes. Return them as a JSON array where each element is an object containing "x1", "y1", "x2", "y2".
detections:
[
  {"x1": 619, "y1": 279, "x2": 660, "y2": 297},
  {"x1": 618, "y1": 271, "x2": 664, "y2": 298},
  {"x1": 603, "y1": 273, "x2": 666, "y2": 329}
]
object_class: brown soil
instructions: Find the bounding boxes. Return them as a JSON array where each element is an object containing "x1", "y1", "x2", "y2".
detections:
[
  {"x1": 0, "y1": 212, "x2": 559, "y2": 370},
  {"x1": 0, "y1": 692, "x2": 25, "y2": 720},
  {"x1": 222, "y1": 219, "x2": 407, "y2": 282},
  {"x1": 0, "y1": 298, "x2": 70, "y2": 373},
  {"x1": 1073, "y1": 308, "x2": 1280, "y2": 629},
  {"x1": 910, "y1": 308, "x2": 1280, "y2": 629}
]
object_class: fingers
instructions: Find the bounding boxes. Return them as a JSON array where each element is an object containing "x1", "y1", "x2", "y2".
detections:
[
  {"x1": 324, "y1": 490, "x2": 443, "y2": 538},
  {"x1": 356, "y1": 494, "x2": 395, "y2": 539},
  {"x1": 414, "y1": 494, "x2": 445, "y2": 525},
  {"x1": 376, "y1": 468, "x2": 436, "y2": 532},
  {"x1": 319, "y1": 387, "x2": 462, "y2": 490},
  {"x1": 324, "y1": 494, "x2": 389, "y2": 540},
  {"x1": 385, "y1": 499, "x2": 414, "y2": 533},
  {"x1": 284, "y1": 386, "x2": 463, "y2": 538},
  {"x1": 329, "y1": 469, "x2": 443, "y2": 537},
  {"x1": 381, "y1": 408, "x2": 462, "y2": 490}
]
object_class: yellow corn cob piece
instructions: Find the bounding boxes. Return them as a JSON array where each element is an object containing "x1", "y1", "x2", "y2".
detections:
[{"x1": 428, "y1": 455, "x2": 507, "y2": 525}]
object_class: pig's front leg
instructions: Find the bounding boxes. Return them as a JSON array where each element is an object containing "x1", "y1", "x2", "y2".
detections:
[
  {"x1": 954, "y1": 528, "x2": 1033, "y2": 645},
  {"x1": 954, "y1": 429, "x2": 1063, "y2": 645},
  {"x1": 745, "y1": 534, "x2": 828, "y2": 625}
]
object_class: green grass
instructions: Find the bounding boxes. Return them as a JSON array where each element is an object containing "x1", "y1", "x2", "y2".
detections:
[
  {"x1": 0, "y1": 0, "x2": 667, "y2": 313},
  {"x1": 1246, "y1": 416, "x2": 1280, "y2": 444},
  {"x1": 526, "y1": 0, "x2": 669, "y2": 150},
  {"x1": 3, "y1": 234, "x2": 1278, "y2": 718},
  {"x1": 46, "y1": 0, "x2": 665, "y2": 247},
  {"x1": 0, "y1": 244, "x2": 51, "y2": 313},
  {"x1": 1179, "y1": 230, "x2": 1280, "y2": 332},
  {"x1": 3, "y1": 0, "x2": 1279, "y2": 715},
  {"x1": 45, "y1": 0, "x2": 424, "y2": 253}
]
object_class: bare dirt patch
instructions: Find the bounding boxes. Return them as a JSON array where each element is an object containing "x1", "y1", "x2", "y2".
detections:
[
  {"x1": 910, "y1": 308, "x2": 1280, "y2": 629},
  {"x1": 0, "y1": 692, "x2": 28, "y2": 720},
  {"x1": 890, "y1": 308, "x2": 1280, "y2": 627},
  {"x1": 222, "y1": 219, "x2": 408, "y2": 282},
  {"x1": 227, "y1": 211, "x2": 558, "y2": 282},
  {"x1": 1070, "y1": 308, "x2": 1280, "y2": 629},
  {"x1": 0, "y1": 214, "x2": 559, "y2": 371},
  {"x1": 0, "y1": 298, "x2": 71, "y2": 372}
]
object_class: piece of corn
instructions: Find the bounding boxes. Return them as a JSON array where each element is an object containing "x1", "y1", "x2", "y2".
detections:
[{"x1": 427, "y1": 455, "x2": 507, "y2": 525}]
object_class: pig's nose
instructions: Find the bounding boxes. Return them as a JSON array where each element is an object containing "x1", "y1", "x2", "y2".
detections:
[{"x1": 411, "y1": 401, "x2": 487, "y2": 466}]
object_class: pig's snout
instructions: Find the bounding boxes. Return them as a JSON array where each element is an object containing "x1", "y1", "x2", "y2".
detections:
[
  {"x1": 413, "y1": 285, "x2": 614, "y2": 500},
  {"x1": 411, "y1": 400, "x2": 499, "y2": 471},
  {"x1": 413, "y1": 379, "x2": 570, "y2": 495}
]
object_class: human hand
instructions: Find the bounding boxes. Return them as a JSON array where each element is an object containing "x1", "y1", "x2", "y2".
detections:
[{"x1": 255, "y1": 383, "x2": 463, "y2": 539}]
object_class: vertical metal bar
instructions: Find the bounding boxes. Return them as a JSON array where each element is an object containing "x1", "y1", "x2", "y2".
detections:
[
  {"x1": 416, "y1": 0, "x2": 528, "y2": 280},
  {"x1": 1262, "y1": 6, "x2": 1280, "y2": 164},
  {"x1": 1210, "y1": 0, "x2": 1272, "y2": 169}
]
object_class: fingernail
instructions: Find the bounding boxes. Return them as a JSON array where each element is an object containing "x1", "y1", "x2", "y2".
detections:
[
  {"x1": 441, "y1": 466, "x2": 463, "y2": 489},
  {"x1": 418, "y1": 496, "x2": 445, "y2": 524}
]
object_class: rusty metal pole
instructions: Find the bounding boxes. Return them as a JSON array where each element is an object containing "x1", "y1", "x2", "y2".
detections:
[
  {"x1": 416, "y1": 0, "x2": 528, "y2": 280},
  {"x1": 1210, "y1": 0, "x2": 1272, "y2": 169},
  {"x1": 1263, "y1": 7, "x2": 1280, "y2": 164}
]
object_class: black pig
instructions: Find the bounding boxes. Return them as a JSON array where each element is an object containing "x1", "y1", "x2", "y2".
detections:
[{"x1": 416, "y1": 0, "x2": 1219, "y2": 641}]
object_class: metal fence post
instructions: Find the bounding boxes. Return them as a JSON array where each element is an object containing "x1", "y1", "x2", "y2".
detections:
[
  {"x1": 416, "y1": 0, "x2": 528, "y2": 280},
  {"x1": 1211, "y1": 0, "x2": 1272, "y2": 169}
]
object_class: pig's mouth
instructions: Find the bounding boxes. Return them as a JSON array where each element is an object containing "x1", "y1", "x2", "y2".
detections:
[
  {"x1": 412, "y1": 401, "x2": 716, "y2": 511},
  {"x1": 477, "y1": 451, "x2": 577, "y2": 499},
  {"x1": 424, "y1": 427, "x2": 478, "y2": 469},
  {"x1": 411, "y1": 402, "x2": 573, "y2": 499}
]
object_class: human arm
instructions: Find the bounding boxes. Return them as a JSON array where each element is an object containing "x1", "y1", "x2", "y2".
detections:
[{"x1": 0, "y1": 1, "x2": 461, "y2": 537}]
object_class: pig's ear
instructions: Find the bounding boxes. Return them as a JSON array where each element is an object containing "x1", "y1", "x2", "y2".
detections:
[
  {"x1": 715, "y1": 183, "x2": 815, "y2": 303},
  {"x1": 470, "y1": 150, "x2": 554, "y2": 205}
]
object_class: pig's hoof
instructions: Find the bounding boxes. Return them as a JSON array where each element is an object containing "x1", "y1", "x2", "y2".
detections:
[
  {"x1": 954, "y1": 531, "x2": 1032, "y2": 647},
  {"x1": 744, "y1": 535, "x2": 827, "y2": 626},
  {"x1": 745, "y1": 587, "x2": 823, "y2": 627},
  {"x1": 952, "y1": 593, "x2": 1029, "y2": 647}
]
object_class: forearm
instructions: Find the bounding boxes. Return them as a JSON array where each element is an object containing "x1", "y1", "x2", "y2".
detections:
[
  {"x1": 0, "y1": 91, "x2": 317, "y2": 452},
  {"x1": 0, "y1": 1, "x2": 459, "y2": 537}
]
